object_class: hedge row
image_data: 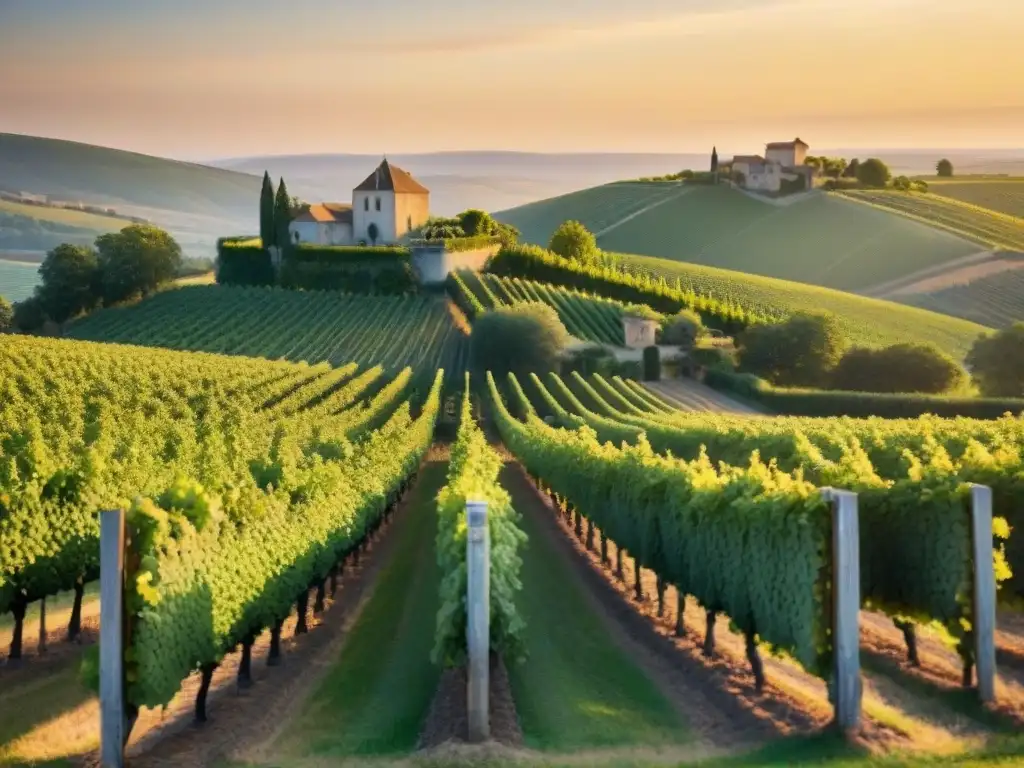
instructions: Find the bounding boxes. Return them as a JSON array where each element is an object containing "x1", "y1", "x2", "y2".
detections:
[
  {"x1": 410, "y1": 235, "x2": 501, "y2": 253},
  {"x1": 704, "y1": 369, "x2": 1024, "y2": 419},
  {"x1": 486, "y1": 244, "x2": 767, "y2": 335}
]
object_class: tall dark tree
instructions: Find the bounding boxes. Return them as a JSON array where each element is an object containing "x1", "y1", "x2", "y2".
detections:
[
  {"x1": 710, "y1": 146, "x2": 719, "y2": 174},
  {"x1": 260, "y1": 171, "x2": 275, "y2": 248},
  {"x1": 936, "y1": 158, "x2": 954, "y2": 177},
  {"x1": 273, "y1": 178, "x2": 292, "y2": 250},
  {"x1": 37, "y1": 243, "x2": 101, "y2": 322},
  {"x1": 843, "y1": 158, "x2": 860, "y2": 178}
]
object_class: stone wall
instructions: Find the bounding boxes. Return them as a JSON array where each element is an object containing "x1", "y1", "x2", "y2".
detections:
[{"x1": 411, "y1": 244, "x2": 501, "y2": 285}]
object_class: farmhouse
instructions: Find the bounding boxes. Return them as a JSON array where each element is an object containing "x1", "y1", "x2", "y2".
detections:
[
  {"x1": 289, "y1": 159, "x2": 430, "y2": 246},
  {"x1": 730, "y1": 138, "x2": 813, "y2": 194}
]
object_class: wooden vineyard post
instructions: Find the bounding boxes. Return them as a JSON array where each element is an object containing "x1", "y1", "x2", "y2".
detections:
[
  {"x1": 466, "y1": 499, "x2": 490, "y2": 743},
  {"x1": 970, "y1": 484, "x2": 997, "y2": 703},
  {"x1": 822, "y1": 488, "x2": 862, "y2": 733},
  {"x1": 99, "y1": 509, "x2": 127, "y2": 768}
]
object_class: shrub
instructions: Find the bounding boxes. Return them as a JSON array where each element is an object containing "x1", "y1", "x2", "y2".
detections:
[
  {"x1": 13, "y1": 295, "x2": 48, "y2": 332},
  {"x1": 736, "y1": 311, "x2": 845, "y2": 388},
  {"x1": 937, "y1": 158, "x2": 954, "y2": 177},
  {"x1": 643, "y1": 345, "x2": 661, "y2": 381},
  {"x1": 216, "y1": 238, "x2": 275, "y2": 286},
  {"x1": 0, "y1": 295, "x2": 12, "y2": 332},
  {"x1": 856, "y1": 158, "x2": 891, "y2": 188},
  {"x1": 892, "y1": 176, "x2": 912, "y2": 191},
  {"x1": 661, "y1": 308, "x2": 704, "y2": 349},
  {"x1": 967, "y1": 323, "x2": 1024, "y2": 397},
  {"x1": 470, "y1": 303, "x2": 569, "y2": 378},
  {"x1": 830, "y1": 343, "x2": 966, "y2": 394},
  {"x1": 549, "y1": 220, "x2": 599, "y2": 265},
  {"x1": 705, "y1": 368, "x2": 1024, "y2": 419},
  {"x1": 564, "y1": 345, "x2": 618, "y2": 377}
]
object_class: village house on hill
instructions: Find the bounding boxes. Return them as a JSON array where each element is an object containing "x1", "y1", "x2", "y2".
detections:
[
  {"x1": 728, "y1": 138, "x2": 813, "y2": 194},
  {"x1": 289, "y1": 159, "x2": 430, "y2": 246}
]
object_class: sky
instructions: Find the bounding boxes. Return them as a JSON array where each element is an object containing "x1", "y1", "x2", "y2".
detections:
[{"x1": 1, "y1": 0, "x2": 1022, "y2": 160}]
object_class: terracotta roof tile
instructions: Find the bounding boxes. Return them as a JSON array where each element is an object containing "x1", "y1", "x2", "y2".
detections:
[
  {"x1": 766, "y1": 138, "x2": 809, "y2": 149},
  {"x1": 353, "y1": 159, "x2": 429, "y2": 194},
  {"x1": 293, "y1": 203, "x2": 353, "y2": 224}
]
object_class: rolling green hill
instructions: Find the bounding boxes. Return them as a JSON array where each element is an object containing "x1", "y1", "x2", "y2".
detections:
[
  {"x1": 613, "y1": 250, "x2": 990, "y2": 359},
  {"x1": 924, "y1": 177, "x2": 1024, "y2": 219},
  {"x1": 837, "y1": 188, "x2": 1024, "y2": 252},
  {"x1": 497, "y1": 184, "x2": 978, "y2": 292},
  {"x1": 0, "y1": 260, "x2": 38, "y2": 303},
  {"x1": 0, "y1": 198, "x2": 134, "y2": 254},
  {"x1": 0, "y1": 133, "x2": 259, "y2": 220}
]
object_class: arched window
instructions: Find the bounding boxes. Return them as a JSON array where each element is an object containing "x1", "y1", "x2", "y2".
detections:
[
  {"x1": 364, "y1": 197, "x2": 369, "y2": 211},
  {"x1": 375, "y1": 197, "x2": 381, "y2": 211}
]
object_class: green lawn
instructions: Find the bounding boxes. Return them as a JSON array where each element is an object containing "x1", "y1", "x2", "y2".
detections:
[
  {"x1": 926, "y1": 178, "x2": 1024, "y2": 220},
  {"x1": 614, "y1": 251, "x2": 990, "y2": 360},
  {"x1": 501, "y1": 465, "x2": 689, "y2": 751},
  {"x1": 269, "y1": 460, "x2": 447, "y2": 758}
]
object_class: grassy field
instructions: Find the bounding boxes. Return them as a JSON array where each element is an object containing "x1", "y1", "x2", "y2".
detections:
[
  {"x1": 270, "y1": 461, "x2": 446, "y2": 758},
  {"x1": 837, "y1": 189, "x2": 1024, "y2": 252},
  {"x1": 614, "y1": 251, "x2": 990, "y2": 359},
  {"x1": 0, "y1": 199, "x2": 134, "y2": 231},
  {"x1": 898, "y1": 267, "x2": 1024, "y2": 328},
  {"x1": 501, "y1": 465, "x2": 689, "y2": 751},
  {"x1": 498, "y1": 185, "x2": 978, "y2": 292},
  {"x1": 0, "y1": 259, "x2": 38, "y2": 302},
  {"x1": 925, "y1": 178, "x2": 1024, "y2": 219},
  {"x1": 496, "y1": 182, "x2": 685, "y2": 241}
]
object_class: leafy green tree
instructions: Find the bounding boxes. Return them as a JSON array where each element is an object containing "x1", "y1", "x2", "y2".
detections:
[
  {"x1": 273, "y1": 178, "x2": 292, "y2": 250},
  {"x1": 458, "y1": 209, "x2": 494, "y2": 237},
  {"x1": 13, "y1": 295, "x2": 48, "y2": 332},
  {"x1": 96, "y1": 225, "x2": 182, "y2": 305},
  {"x1": 0, "y1": 295, "x2": 12, "y2": 332},
  {"x1": 892, "y1": 176, "x2": 912, "y2": 191},
  {"x1": 966, "y1": 323, "x2": 1024, "y2": 397},
  {"x1": 843, "y1": 158, "x2": 860, "y2": 178},
  {"x1": 856, "y1": 158, "x2": 891, "y2": 188},
  {"x1": 470, "y1": 302, "x2": 569, "y2": 377},
  {"x1": 737, "y1": 311, "x2": 845, "y2": 387},
  {"x1": 259, "y1": 171, "x2": 275, "y2": 248},
  {"x1": 824, "y1": 157, "x2": 848, "y2": 179},
  {"x1": 37, "y1": 243, "x2": 101, "y2": 322},
  {"x1": 367, "y1": 222, "x2": 380, "y2": 246},
  {"x1": 830, "y1": 343, "x2": 965, "y2": 393},
  {"x1": 661, "y1": 308, "x2": 704, "y2": 349},
  {"x1": 493, "y1": 221, "x2": 520, "y2": 248},
  {"x1": 549, "y1": 220, "x2": 598, "y2": 264},
  {"x1": 936, "y1": 158, "x2": 954, "y2": 177}
]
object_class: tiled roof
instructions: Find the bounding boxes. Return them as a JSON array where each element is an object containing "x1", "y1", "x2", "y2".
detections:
[
  {"x1": 353, "y1": 159, "x2": 429, "y2": 194},
  {"x1": 293, "y1": 203, "x2": 353, "y2": 224},
  {"x1": 732, "y1": 155, "x2": 766, "y2": 164},
  {"x1": 766, "y1": 138, "x2": 809, "y2": 149}
]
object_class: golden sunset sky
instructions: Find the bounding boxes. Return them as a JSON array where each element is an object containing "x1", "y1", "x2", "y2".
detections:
[{"x1": 1, "y1": 0, "x2": 1021, "y2": 158}]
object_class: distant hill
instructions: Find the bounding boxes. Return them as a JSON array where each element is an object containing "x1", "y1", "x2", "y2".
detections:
[
  {"x1": 210, "y1": 151, "x2": 711, "y2": 216},
  {"x1": 496, "y1": 183, "x2": 980, "y2": 293},
  {"x1": 0, "y1": 133, "x2": 260, "y2": 260},
  {"x1": 920, "y1": 177, "x2": 1024, "y2": 219}
]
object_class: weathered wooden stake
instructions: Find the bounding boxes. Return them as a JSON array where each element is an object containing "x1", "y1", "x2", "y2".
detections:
[
  {"x1": 238, "y1": 637, "x2": 254, "y2": 689},
  {"x1": 675, "y1": 591, "x2": 686, "y2": 637},
  {"x1": 616, "y1": 548, "x2": 624, "y2": 581},
  {"x1": 600, "y1": 532, "x2": 609, "y2": 566},
  {"x1": 267, "y1": 619, "x2": 283, "y2": 666},
  {"x1": 100, "y1": 509, "x2": 127, "y2": 768},
  {"x1": 633, "y1": 560, "x2": 644, "y2": 601},
  {"x1": 313, "y1": 580, "x2": 326, "y2": 614},
  {"x1": 970, "y1": 484, "x2": 997, "y2": 703},
  {"x1": 466, "y1": 500, "x2": 490, "y2": 743},
  {"x1": 68, "y1": 577, "x2": 85, "y2": 642},
  {"x1": 295, "y1": 590, "x2": 310, "y2": 634},
  {"x1": 703, "y1": 609, "x2": 717, "y2": 657},
  {"x1": 893, "y1": 619, "x2": 920, "y2": 666},
  {"x1": 822, "y1": 488, "x2": 862, "y2": 733}
]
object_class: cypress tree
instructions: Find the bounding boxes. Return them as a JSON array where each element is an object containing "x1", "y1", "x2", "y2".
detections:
[
  {"x1": 274, "y1": 178, "x2": 292, "y2": 251},
  {"x1": 260, "y1": 171, "x2": 275, "y2": 248},
  {"x1": 710, "y1": 146, "x2": 719, "y2": 173}
]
